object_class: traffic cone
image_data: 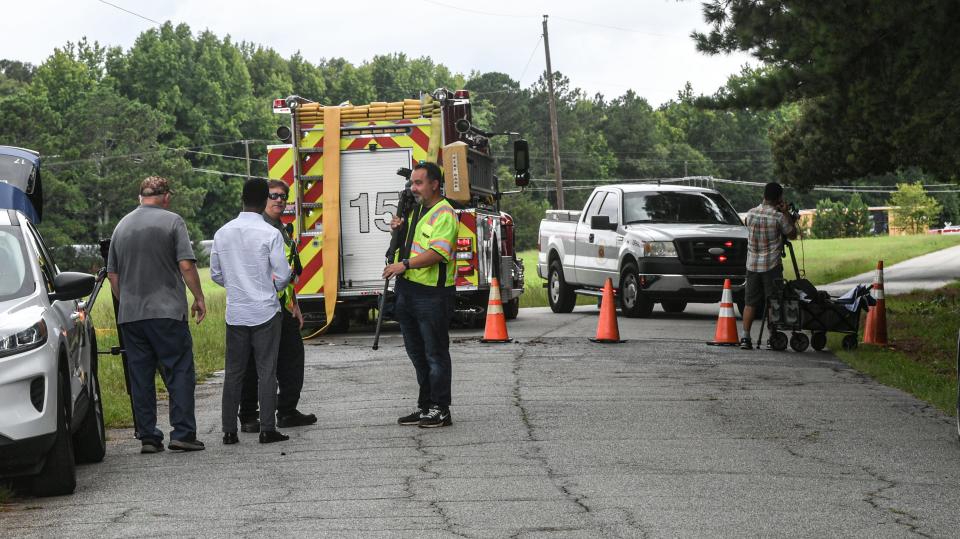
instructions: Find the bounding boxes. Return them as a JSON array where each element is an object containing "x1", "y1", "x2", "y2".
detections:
[
  {"x1": 707, "y1": 279, "x2": 740, "y2": 346},
  {"x1": 863, "y1": 260, "x2": 888, "y2": 345},
  {"x1": 480, "y1": 277, "x2": 512, "y2": 343},
  {"x1": 590, "y1": 278, "x2": 624, "y2": 343}
]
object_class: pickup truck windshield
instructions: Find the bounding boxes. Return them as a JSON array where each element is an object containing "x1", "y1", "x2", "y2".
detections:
[
  {"x1": 623, "y1": 191, "x2": 742, "y2": 225},
  {"x1": 0, "y1": 226, "x2": 34, "y2": 302}
]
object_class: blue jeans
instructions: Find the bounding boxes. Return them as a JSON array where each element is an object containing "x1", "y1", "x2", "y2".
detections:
[
  {"x1": 119, "y1": 318, "x2": 197, "y2": 443},
  {"x1": 394, "y1": 278, "x2": 455, "y2": 409}
]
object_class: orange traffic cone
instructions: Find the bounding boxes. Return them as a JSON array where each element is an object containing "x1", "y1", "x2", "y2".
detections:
[
  {"x1": 863, "y1": 260, "x2": 888, "y2": 345},
  {"x1": 590, "y1": 278, "x2": 624, "y2": 343},
  {"x1": 707, "y1": 278, "x2": 740, "y2": 346},
  {"x1": 480, "y1": 277, "x2": 512, "y2": 343}
]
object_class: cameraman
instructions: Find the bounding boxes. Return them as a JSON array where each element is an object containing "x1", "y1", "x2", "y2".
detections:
[{"x1": 740, "y1": 182, "x2": 797, "y2": 350}]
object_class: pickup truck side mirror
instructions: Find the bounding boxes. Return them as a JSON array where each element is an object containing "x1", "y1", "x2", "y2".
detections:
[
  {"x1": 590, "y1": 215, "x2": 617, "y2": 231},
  {"x1": 513, "y1": 139, "x2": 530, "y2": 187}
]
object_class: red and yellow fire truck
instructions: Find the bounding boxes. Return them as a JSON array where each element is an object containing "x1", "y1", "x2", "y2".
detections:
[{"x1": 266, "y1": 89, "x2": 531, "y2": 332}]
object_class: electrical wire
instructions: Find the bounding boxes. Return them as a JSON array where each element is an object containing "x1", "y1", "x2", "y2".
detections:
[{"x1": 95, "y1": 0, "x2": 162, "y2": 26}]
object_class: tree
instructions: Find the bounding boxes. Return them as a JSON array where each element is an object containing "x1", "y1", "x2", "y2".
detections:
[
  {"x1": 811, "y1": 198, "x2": 846, "y2": 239},
  {"x1": 890, "y1": 183, "x2": 942, "y2": 234},
  {"x1": 694, "y1": 1, "x2": 960, "y2": 188},
  {"x1": 845, "y1": 193, "x2": 871, "y2": 237}
]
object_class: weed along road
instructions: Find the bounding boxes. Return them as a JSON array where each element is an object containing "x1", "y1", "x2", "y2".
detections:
[{"x1": 3, "y1": 306, "x2": 959, "y2": 537}]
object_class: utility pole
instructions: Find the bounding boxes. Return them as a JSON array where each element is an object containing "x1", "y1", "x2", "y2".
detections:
[
  {"x1": 243, "y1": 139, "x2": 252, "y2": 180},
  {"x1": 542, "y1": 14, "x2": 564, "y2": 210}
]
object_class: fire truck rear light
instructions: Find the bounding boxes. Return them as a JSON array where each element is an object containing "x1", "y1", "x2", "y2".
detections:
[
  {"x1": 454, "y1": 90, "x2": 470, "y2": 99},
  {"x1": 456, "y1": 252, "x2": 473, "y2": 260},
  {"x1": 724, "y1": 241, "x2": 733, "y2": 247},
  {"x1": 457, "y1": 266, "x2": 474, "y2": 275},
  {"x1": 718, "y1": 255, "x2": 728, "y2": 263},
  {"x1": 273, "y1": 98, "x2": 286, "y2": 108},
  {"x1": 456, "y1": 238, "x2": 472, "y2": 251}
]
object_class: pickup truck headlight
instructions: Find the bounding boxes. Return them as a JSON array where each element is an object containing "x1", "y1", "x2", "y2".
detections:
[
  {"x1": 643, "y1": 241, "x2": 678, "y2": 258},
  {"x1": 0, "y1": 320, "x2": 48, "y2": 359}
]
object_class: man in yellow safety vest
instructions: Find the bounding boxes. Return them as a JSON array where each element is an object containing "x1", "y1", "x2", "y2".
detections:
[{"x1": 383, "y1": 162, "x2": 458, "y2": 428}]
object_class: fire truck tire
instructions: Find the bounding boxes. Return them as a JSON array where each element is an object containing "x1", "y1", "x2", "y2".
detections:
[
  {"x1": 548, "y1": 260, "x2": 576, "y2": 313},
  {"x1": 504, "y1": 298, "x2": 520, "y2": 320},
  {"x1": 660, "y1": 300, "x2": 687, "y2": 314},
  {"x1": 327, "y1": 311, "x2": 350, "y2": 334}
]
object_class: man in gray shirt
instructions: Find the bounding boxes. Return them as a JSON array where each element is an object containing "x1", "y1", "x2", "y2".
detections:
[
  {"x1": 211, "y1": 178, "x2": 292, "y2": 444},
  {"x1": 107, "y1": 176, "x2": 207, "y2": 454}
]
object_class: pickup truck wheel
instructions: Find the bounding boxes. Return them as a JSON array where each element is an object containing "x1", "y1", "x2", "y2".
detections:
[
  {"x1": 548, "y1": 260, "x2": 576, "y2": 313},
  {"x1": 504, "y1": 298, "x2": 520, "y2": 320},
  {"x1": 619, "y1": 264, "x2": 654, "y2": 318},
  {"x1": 661, "y1": 300, "x2": 687, "y2": 314},
  {"x1": 74, "y1": 330, "x2": 106, "y2": 463},
  {"x1": 30, "y1": 371, "x2": 77, "y2": 497}
]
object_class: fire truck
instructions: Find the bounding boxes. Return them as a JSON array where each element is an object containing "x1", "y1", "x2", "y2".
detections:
[{"x1": 266, "y1": 89, "x2": 531, "y2": 333}]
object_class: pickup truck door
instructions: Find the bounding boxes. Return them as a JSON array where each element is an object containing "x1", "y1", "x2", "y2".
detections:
[
  {"x1": 574, "y1": 191, "x2": 606, "y2": 285},
  {"x1": 587, "y1": 193, "x2": 623, "y2": 287}
]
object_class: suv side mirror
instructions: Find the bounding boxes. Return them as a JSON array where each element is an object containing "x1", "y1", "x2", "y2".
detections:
[
  {"x1": 50, "y1": 272, "x2": 96, "y2": 302},
  {"x1": 513, "y1": 139, "x2": 530, "y2": 187},
  {"x1": 590, "y1": 215, "x2": 617, "y2": 231}
]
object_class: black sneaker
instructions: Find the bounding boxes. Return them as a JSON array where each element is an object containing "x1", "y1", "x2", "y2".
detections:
[
  {"x1": 740, "y1": 337, "x2": 753, "y2": 350},
  {"x1": 140, "y1": 439, "x2": 164, "y2": 454},
  {"x1": 418, "y1": 407, "x2": 452, "y2": 428},
  {"x1": 277, "y1": 410, "x2": 318, "y2": 428},
  {"x1": 168, "y1": 433, "x2": 205, "y2": 452},
  {"x1": 397, "y1": 408, "x2": 425, "y2": 425},
  {"x1": 259, "y1": 430, "x2": 290, "y2": 444}
]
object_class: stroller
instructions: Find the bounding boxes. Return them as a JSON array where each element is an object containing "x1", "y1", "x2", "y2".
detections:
[{"x1": 760, "y1": 240, "x2": 874, "y2": 352}]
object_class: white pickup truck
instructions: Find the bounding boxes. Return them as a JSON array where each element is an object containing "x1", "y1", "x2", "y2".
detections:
[{"x1": 537, "y1": 184, "x2": 748, "y2": 317}]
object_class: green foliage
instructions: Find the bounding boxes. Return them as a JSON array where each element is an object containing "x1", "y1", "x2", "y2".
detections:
[
  {"x1": 890, "y1": 182, "x2": 942, "y2": 234},
  {"x1": 811, "y1": 193, "x2": 873, "y2": 239},
  {"x1": 694, "y1": 1, "x2": 960, "y2": 188},
  {"x1": 500, "y1": 189, "x2": 550, "y2": 252},
  {"x1": 811, "y1": 199, "x2": 846, "y2": 239}
]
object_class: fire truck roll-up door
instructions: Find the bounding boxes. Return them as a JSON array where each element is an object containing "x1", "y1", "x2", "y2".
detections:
[{"x1": 338, "y1": 148, "x2": 412, "y2": 291}]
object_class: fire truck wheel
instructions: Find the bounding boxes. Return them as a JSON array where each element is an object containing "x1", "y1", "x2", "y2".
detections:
[{"x1": 504, "y1": 298, "x2": 519, "y2": 320}]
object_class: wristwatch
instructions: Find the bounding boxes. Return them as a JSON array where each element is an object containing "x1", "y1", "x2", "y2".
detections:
[{"x1": 402, "y1": 259, "x2": 410, "y2": 270}]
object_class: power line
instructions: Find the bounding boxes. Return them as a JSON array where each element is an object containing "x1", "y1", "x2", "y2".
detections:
[
  {"x1": 95, "y1": 0, "x2": 162, "y2": 26},
  {"x1": 517, "y1": 36, "x2": 543, "y2": 84}
]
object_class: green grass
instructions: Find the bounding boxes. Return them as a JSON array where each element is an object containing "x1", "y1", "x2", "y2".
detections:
[
  {"x1": 831, "y1": 283, "x2": 960, "y2": 416},
  {"x1": 518, "y1": 234, "x2": 960, "y2": 307},
  {"x1": 92, "y1": 268, "x2": 226, "y2": 428}
]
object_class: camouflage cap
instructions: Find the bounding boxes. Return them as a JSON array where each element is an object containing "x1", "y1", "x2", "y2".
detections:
[{"x1": 139, "y1": 176, "x2": 172, "y2": 197}]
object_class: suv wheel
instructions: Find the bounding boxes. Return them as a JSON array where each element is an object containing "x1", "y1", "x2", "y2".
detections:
[
  {"x1": 619, "y1": 263, "x2": 654, "y2": 318},
  {"x1": 548, "y1": 260, "x2": 576, "y2": 313},
  {"x1": 31, "y1": 371, "x2": 77, "y2": 497},
  {"x1": 75, "y1": 331, "x2": 106, "y2": 463}
]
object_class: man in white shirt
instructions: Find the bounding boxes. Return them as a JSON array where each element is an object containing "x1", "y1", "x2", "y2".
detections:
[{"x1": 211, "y1": 178, "x2": 293, "y2": 444}]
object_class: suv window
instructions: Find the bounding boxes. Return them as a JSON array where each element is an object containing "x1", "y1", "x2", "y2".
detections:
[
  {"x1": 0, "y1": 226, "x2": 35, "y2": 301},
  {"x1": 623, "y1": 191, "x2": 741, "y2": 225},
  {"x1": 598, "y1": 193, "x2": 620, "y2": 225},
  {"x1": 582, "y1": 192, "x2": 607, "y2": 222},
  {"x1": 22, "y1": 222, "x2": 57, "y2": 293}
]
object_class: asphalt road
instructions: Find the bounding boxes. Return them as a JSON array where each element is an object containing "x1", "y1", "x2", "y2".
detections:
[{"x1": 3, "y1": 301, "x2": 958, "y2": 538}]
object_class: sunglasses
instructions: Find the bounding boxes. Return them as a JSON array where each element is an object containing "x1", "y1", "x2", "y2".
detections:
[{"x1": 267, "y1": 192, "x2": 288, "y2": 201}]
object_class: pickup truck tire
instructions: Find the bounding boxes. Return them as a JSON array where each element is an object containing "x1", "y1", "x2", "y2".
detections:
[
  {"x1": 619, "y1": 263, "x2": 654, "y2": 318},
  {"x1": 548, "y1": 260, "x2": 576, "y2": 313},
  {"x1": 661, "y1": 300, "x2": 687, "y2": 314},
  {"x1": 30, "y1": 371, "x2": 77, "y2": 497},
  {"x1": 504, "y1": 298, "x2": 520, "y2": 319}
]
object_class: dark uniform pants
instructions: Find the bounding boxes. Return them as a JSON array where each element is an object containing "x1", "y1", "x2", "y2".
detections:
[{"x1": 394, "y1": 278, "x2": 455, "y2": 409}]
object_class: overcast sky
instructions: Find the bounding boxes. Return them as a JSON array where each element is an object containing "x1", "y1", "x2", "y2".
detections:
[{"x1": 2, "y1": 0, "x2": 754, "y2": 107}]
